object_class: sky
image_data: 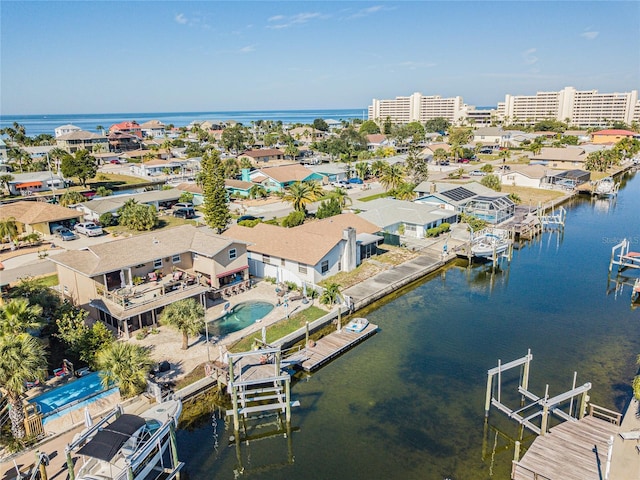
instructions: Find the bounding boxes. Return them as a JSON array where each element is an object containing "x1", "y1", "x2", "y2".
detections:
[{"x1": 1, "y1": 0, "x2": 639, "y2": 115}]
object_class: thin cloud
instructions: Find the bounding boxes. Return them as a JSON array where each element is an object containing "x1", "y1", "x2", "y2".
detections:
[
  {"x1": 175, "y1": 13, "x2": 188, "y2": 25},
  {"x1": 522, "y1": 48, "x2": 539, "y2": 65},
  {"x1": 266, "y1": 12, "x2": 328, "y2": 29},
  {"x1": 240, "y1": 45, "x2": 256, "y2": 53},
  {"x1": 397, "y1": 61, "x2": 437, "y2": 70},
  {"x1": 581, "y1": 30, "x2": 599, "y2": 40},
  {"x1": 348, "y1": 5, "x2": 386, "y2": 19}
]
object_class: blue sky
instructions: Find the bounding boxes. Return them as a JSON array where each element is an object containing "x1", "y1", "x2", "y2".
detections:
[{"x1": 1, "y1": 1, "x2": 639, "y2": 115}]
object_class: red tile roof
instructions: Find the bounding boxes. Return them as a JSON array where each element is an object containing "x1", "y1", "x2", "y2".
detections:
[{"x1": 592, "y1": 129, "x2": 637, "y2": 136}]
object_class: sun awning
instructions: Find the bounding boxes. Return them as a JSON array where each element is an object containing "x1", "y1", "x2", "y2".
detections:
[
  {"x1": 15, "y1": 181, "x2": 43, "y2": 189},
  {"x1": 216, "y1": 265, "x2": 248, "y2": 278},
  {"x1": 77, "y1": 414, "x2": 146, "y2": 461}
]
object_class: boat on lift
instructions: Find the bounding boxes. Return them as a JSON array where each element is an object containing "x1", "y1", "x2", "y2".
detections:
[
  {"x1": 594, "y1": 177, "x2": 618, "y2": 196},
  {"x1": 69, "y1": 398, "x2": 183, "y2": 480},
  {"x1": 471, "y1": 232, "x2": 510, "y2": 258}
]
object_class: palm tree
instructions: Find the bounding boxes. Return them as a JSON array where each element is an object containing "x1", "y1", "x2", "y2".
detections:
[
  {"x1": 0, "y1": 173, "x2": 14, "y2": 195},
  {"x1": 0, "y1": 298, "x2": 44, "y2": 336},
  {"x1": 283, "y1": 181, "x2": 316, "y2": 213},
  {"x1": 320, "y1": 282, "x2": 341, "y2": 306},
  {"x1": 96, "y1": 342, "x2": 153, "y2": 398},
  {"x1": 393, "y1": 182, "x2": 417, "y2": 201},
  {"x1": 370, "y1": 160, "x2": 387, "y2": 178},
  {"x1": 284, "y1": 143, "x2": 300, "y2": 162},
  {"x1": 355, "y1": 161, "x2": 369, "y2": 180},
  {"x1": 0, "y1": 334, "x2": 47, "y2": 438},
  {"x1": 379, "y1": 164, "x2": 405, "y2": 192},
  {"x1": 498, "y1": 149, "x2": 511, "y2": 164},
  {"x1": 249, "y1": 184, "x2": 267, "y2": 199},
  {"x1": 58, "y1": 190, "x2": 85, "y2": 207},
  {"x1": 0, "y1": 216, "x2": 19, "y2": 246},
  {"x1": 330, "y1": 187, "x2": 352, "y2": 208},
  {"x1": 160, "y1": 298, "x2": 205, "y2": 350},
  {"x1": 307, "y1": 180, "x2": 325, "y2": 200}
]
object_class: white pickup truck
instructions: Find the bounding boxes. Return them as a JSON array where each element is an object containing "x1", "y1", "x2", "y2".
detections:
[{"x1": 74, "y1": 222, "x2": 103, "y2": 237}]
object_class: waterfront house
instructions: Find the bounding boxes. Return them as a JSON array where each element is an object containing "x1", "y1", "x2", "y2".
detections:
[
  {"x1": 353, "y1": 197, "x2": 457, "y2": 238},
  {"x1": 499, "y1": 165, "x2": 551, "y2": 188},
  {"x1": 140, "y1": 120, "x2": 166, "y2": 138},
  {"x1": 54, "y1": 124, "x2": 82, "y2": 138},
  {"x1": 109, "y1": 121, "x2": 142, "y2": 138},
  {"x1": 414, "y1": 181, "x2": 515, "y2": 224},
  {"x1": 6, "y1": 172, "x2": 66, "y2": 196},
  {"x1": 0, "y1": 200, "x2": 82, "y2": 237},
  {"x1": 238, "y1": 149, "x2": 285, "y2": 165},
  {"x1": 107, "y1": 131, "x2": 142, "y2": 152},
  {"x1": 529, "y1": 147, "x2": 588, "y2": 169},
  {"x1": 56, "y1": 130, "x2": 109, "y2": 154},
  {"x1": 50, "y1": 225, "x2": 249, "y2": 338},
  {"x1": 224, "y1": 213, "x2": 382, "y2": 287}
]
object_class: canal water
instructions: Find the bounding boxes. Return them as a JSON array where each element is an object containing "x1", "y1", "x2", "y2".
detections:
[{"x1": 177, "y1": 171, "x2": 640, "y2": 479}]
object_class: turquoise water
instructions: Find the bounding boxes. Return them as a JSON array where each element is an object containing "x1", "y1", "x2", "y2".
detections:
[
  {"x1": 208, "y1": 301, "x2": 274, "y2": 337},
  {"x1": 178, "y1": 171, "x2": 640, "y2": 479}
]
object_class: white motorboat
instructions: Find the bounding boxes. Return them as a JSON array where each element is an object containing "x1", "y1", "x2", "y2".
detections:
[
  {"x1": 72, "y1": 399, "x2": 182, "y2": 480},
  {"x1": 595, "y1": 177, "x2": 617, "y2": 196},
  {"x1": 471, "y1": 233, "x2": 509, "y2": 258},
  {"x1": 344, "y1": 317, "x2": 369, "y2": 333}
]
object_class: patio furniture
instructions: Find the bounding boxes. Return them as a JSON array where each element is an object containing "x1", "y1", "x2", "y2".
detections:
[
  {"x1": 148, "y1": 272, "x2": 158, "y2": 282},
  {"x1": 173, "y1": 271, "x2": 183, "y2": 281}
]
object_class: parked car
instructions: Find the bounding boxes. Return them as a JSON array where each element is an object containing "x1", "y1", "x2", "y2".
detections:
[
  {"x1": 74, "y1": 222, "x2": 103, "y2": 236},
  {"x1": 174, "y1": 202, "x2": 193, "y2": 209},
  {"x1": 173, "y1": 208, "x2": 196, "y2": 219},
  {"x1": 457, "y1": 158, "x2": 471, "y2": 163},
  {"x1": 56, "y1": 227, "x2": 78, "y2": 241},
  {"x1": 348, "y1": 177, "x2": 364, "y2": 184},
  {"x1": 237, "y1": 215, "x2": 263, "y2": 223},
  {"x1": 469, "y1": 170, "x2": 487, "y2": 176},
  {"x1": 109, "y1": 159, "x2": 121, "y2": 164}
]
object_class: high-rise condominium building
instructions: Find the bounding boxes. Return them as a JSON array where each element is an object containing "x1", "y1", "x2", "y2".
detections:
[
  {"x1": 499, "y1": 87, "x2": 639, "y2": 127},
  {"x1": 370, "y1": 87, "x2": 639, "y2": 128},
  {"x1": 368, "y1": 92, "x2": 465, "y2": 124}
]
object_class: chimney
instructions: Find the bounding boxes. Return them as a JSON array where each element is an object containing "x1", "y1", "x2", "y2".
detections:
[
  {"x1": 342, "y1": 227, "x2": 357, "y2": 272},
  {"x1": 430, "y1": 183, "x2": 436, "y2": 194}
]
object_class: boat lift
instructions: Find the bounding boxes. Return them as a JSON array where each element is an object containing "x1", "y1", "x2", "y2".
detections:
[
  {"x1": 484, "y1": 350, "x2": 591, "y2": 436},
  {"x1": 538, "y1": 205, "x2": 566, "y2": 230},
  {"x1": 609, "y1": 238, "x2": 640, "y2": 272}
]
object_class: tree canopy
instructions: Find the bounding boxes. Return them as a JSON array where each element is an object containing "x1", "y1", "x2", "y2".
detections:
[
  {"x1": 201, "y1": 150, "x2": 231, "y2": 233},
  {"x1": 160, "y1": 298, "x2": 204, "y2": 350},
  {"x1": 424, "y1": 117, "x2": 451, "y2": 133},
  {"x1": 60, "y1": 150, "x2": 97, "y2": 187}
]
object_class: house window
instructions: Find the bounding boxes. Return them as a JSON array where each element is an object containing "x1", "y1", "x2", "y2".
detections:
[
  {"x1": 229, "y1": 248, "x2": 237, "y2": 260},
  {"x1": 172, "y1": 254, "x2": 181, "y2": 264},
  {"x1": 338, "y1": 261, "x2": 342, "y2": 272},
  {"x1": 298, "y1": 263, "x2": 307, "y2": 274},
  {"x1": 321, "y1": 260, "x2": 329, "y2": 274},
  {"x1": 263, "y1": 254, "x2": 271, "y2": 264},
  {"x1": 405, "y1": 224, "x2": 416, "y2": 232},
  {"x1": 153, "y1": 258, "x2": 162, "y2": 269}
]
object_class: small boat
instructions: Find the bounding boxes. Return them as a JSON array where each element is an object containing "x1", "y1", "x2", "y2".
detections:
[
  {"x1": 73, "y1": 398, "x2": 182, "y2": 480},
  {"x1": 471, "y1": 233, "x2": 509, "y2": 258},
  {"x1": 344, "y1": 317, "x2": 369, "y2": 333},
  {"x1": 595, "y1": 177, "x2": 617, "y2": 196}
]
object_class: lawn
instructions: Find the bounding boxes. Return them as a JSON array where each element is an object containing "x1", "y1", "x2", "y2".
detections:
[
  {"x1": 501, "y1": 185, "x2": 567, "y2": 205},
  {"x1": 228, "y1": 305, "x2": 327, "y2": 353},
  {"x1": 357, "y1": 191, "x2": 391, "y2": 202},
  {"x1": 105, "y1": 215, "x2": 199, "y2": 236},
  {"x1": 88, "y1": 172, "x2": 155, "y2": 187}
]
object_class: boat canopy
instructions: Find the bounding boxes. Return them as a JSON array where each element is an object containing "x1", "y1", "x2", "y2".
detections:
[{"x1": 77, "y1": 414, "x2": 146, "y2": 461}]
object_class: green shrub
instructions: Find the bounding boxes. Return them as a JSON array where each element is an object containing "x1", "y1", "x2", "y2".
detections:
[
  {"x1": 282, "y1": 210, "x2": 305, "y2": 227},
  {"x1": 425, "y1": 222, "x2": 451, "y2": 238},
  {"x1": 238, "y1": 219, "x2": 261, "y2": 227}
]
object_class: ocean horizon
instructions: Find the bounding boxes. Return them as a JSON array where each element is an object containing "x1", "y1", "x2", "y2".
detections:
[{"x1": 0, "y1": 108, "x2": 368, "y2": 137}]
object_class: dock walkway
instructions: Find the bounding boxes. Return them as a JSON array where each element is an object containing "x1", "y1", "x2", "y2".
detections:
[{"x1": 289, "y1": 323, "x2": 378, "y2": 372}]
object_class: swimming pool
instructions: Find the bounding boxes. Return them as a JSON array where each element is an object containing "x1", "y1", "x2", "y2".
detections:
[
  {"x1": 208, "y1": 301, "x2": 274, "y2": 337},
  {"x1": 32, "y1": 371, "x2": 115, "y2": 415}
]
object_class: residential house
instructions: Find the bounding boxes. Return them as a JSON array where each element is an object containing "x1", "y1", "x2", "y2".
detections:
[
  {"x1": 414, "y1": 181, "x2": 515, "y2": 224},
  {"x1": 590, "y1": 129, "x2": 639, "y2": 144},
  {"x1": 306, "y1": 163, "x2": 347, "y2": 183},
  {"x1": 23, "y1": 145, "x2": 56, "y2": 161},
  {"x1": 0, "y1": 139, "x2": 7, "y2": 163},
  {"x1": 418, "y1": 143, "x2": 451, "y2": 161},
  {"x1": 108, "y1": 131, "x2": 142, "y2": 152},
  {"x1": 224, "y1": 213, "x2": 382, "y2": 286},
  {"x1": 499, "y1": 164, "x2": 551, "y2": 188},
  {"x1": 0, "y1": 200, "x2": 82, "y2": 236},
  {"x1": 129, "y1": 159, "x2": 184, "y2": 177},
  {"x1": 56, "y1": 130, "x2": 109, "y2": 154},
  {"x1": 76, "y1": 189, "x2": 184, "y2": 222},
  {"x1": 238, "y1": 149, "x2": 285, "y2": 165},
  {"x1": 352, "y1": 198, "x2": 457, "y2": 238},
  {"x1": 54, "y1": 124, "x2": 82, "y2": 138},
  {"x1": 109, "y1": 121, "x2": 142, "y2": 138},
  {"x1": 244, "y1": 164, "x2": 324, "y2": 192},
  {"x1": 119, "y1": 149, "x2": 171, "y2": 162},
  {"x1": 225, "y1": 179, "x2": 254, "y2": 197},
  {"x1": 50, "y1": 225, "x2": 249, "y2": 337},
  {"x1": 6, "y1": 172, "x2": 66, "y2": 196},
  {"x1": 365, "y1": 134, "x2": 391, "y2": 152},
  {"x1": 529, "y1": 147, "x2": 588, "y2": 169},
  {"x1": 92, "y1": 152, "x2": 122, "y2": 165},
  {"x1": 288, "y1": 127, "x2": 325, "y2": 144},
  {"x1": 472, "y1": 127, "x2": 511, "y2": 147},
  {"x1": 140, "y1": 120, "x2": 166, "y2": 138}
]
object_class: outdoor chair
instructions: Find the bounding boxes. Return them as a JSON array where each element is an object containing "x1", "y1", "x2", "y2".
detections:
[{"x1": 148, "y1": 272, "x2": 158, "y2": 282}]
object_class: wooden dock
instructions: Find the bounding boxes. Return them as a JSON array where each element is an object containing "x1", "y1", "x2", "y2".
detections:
[
  {"x1": 512, "y1": 415, "x2": 619, "y2": 480},
  {"x1": 289, "y1": 323, "x2": 378, "y2": 372}
]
